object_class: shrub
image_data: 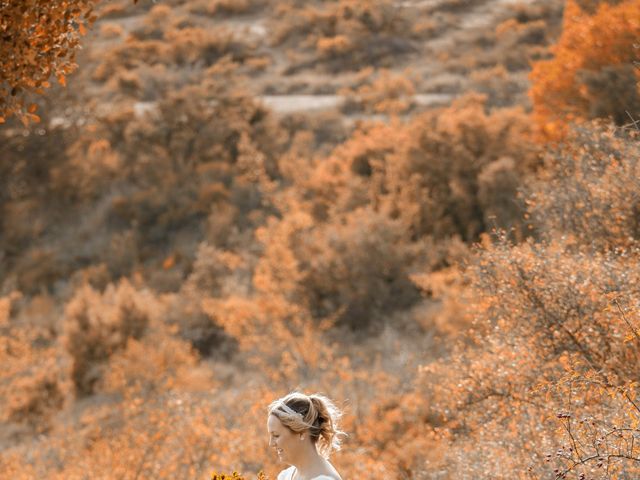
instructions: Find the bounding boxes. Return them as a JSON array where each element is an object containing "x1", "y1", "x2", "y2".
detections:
[
  {"x1": 100, "y1": 320, "x2": 200, "y2": 396},
  {"x1": 164, "y1": 287, "x2": 237, "y2": 358},
  {"x1": 477, "y1": 156, "x2": 527, "y2": 238},
  {"x1": 99, "y1": 22, "x2": 125, "y2": 39},
  {"x1": 469, "y1": 65, "x2": 528, "y2": 109},
  {"x1": 423, "y1": 0, "x2": 563, "y2": 84},
  {"x1": 294, "y1": 94, "x2": 538, "y2": 243},
  {"x1": 93, "y1": 21, "x2": 257, "y2": 84},
  {"x1": 253, "y1": 208, "x2": 420, "y2": 329},
  {"x1": 168, "y1": 27, "x2": 255, "y2": 68},
  {"x1": 10, "y1": 247, "x2": 70, "y2": 296},
  {"x1": 270, "y1": 0, "x2": 418, "y2": 71},
  {"x1": 203, "y1": 292, "x2": 334, "y2": 382},
  {"x1": 5, "y1": 366, "x2": 64, "y2": 429},
  {"x1": 529, "y1": 0, "x2": 640, "y2": 137},
  {"x1": 491, "y1": 18, "x2": 550, "y2": 71},
  {"x1": 526, "y1": 123, "x2": 640, "y2": 251},
  {"x1": 0, "y1": 293, "x2": 63, "y2": 430},
  {"x1": 385, "y1": 95, "x2": 537, "y2": 241},
  {"x1": 339, "y1": 68, "x2": 416, "y2": 115},
  {"x1": 579, "y1": 63, "x2": 640, "y2": 125},
  {"x1": 33, "y1": 370, "x2": 228, "y2": 479},
  {"x1": 417, "y1": 235, "x2": 640, "y2": 478},
  {"x1": 63, "y1": 280, "x2": 151, "y2": 395},
  {"x1": 279, "y1": 110, "x2": 351, "y2": 156},
  {"x1": 414, "y1": 124, "x2": 640, "y2": 478},
  {"x1": 91, "y1": 39, "x2": 172, "y2": 83}
]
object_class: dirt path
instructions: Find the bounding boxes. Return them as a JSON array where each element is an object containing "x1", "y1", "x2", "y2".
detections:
[
  {"x1": 261, "y1": 92, "x2": 453, "y2": 113},
  {"x1": 121, "y1": 92, "x2": 453, "y2": 123}
]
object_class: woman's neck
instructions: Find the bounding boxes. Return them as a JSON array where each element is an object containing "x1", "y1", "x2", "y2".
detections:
[{"x1": 291, "y1": 447, "x2": 325, "y2": 480}]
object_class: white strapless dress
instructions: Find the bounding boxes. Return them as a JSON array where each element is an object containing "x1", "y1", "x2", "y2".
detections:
[{"x1": 277, "y1": 466, "x2": 336, "y2": 480}]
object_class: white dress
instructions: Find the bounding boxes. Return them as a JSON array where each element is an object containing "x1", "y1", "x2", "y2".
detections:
[{"x1": 277, "y1": 466, "x2": 336, "y2": 480}]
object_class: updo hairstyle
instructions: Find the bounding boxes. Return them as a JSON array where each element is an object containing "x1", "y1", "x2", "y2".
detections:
[{"x1": 268, "y1": 392, "x2": 345, "y2": 458}]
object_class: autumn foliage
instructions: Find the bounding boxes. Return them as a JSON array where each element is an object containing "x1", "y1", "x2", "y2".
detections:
[
  {"x1": 2, "y1": 0, "x2": 640, "y2": 479},
  {"x1": 530, "y1": 0, "x2": 640, "y2": 137},
  {"x1": 271, "y1": 0, "x2": 424, "y2": 72},
  {"x1": 0, "y1": 0, "x2": 99, "y2": 124}
]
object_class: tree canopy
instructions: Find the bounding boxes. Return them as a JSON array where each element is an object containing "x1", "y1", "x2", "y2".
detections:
[{"x1": 0, "y1": 0, "x2": 136, "y2": 125}]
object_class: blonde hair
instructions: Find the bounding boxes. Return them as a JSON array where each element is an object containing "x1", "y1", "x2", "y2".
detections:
[{"x1": 268, "y1": 391, "x2": 345, "y2": 458}]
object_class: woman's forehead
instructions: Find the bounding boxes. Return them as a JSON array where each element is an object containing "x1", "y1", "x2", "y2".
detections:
[{"x1": 267, "y1": 414, "x2": 284, "y2": 432}]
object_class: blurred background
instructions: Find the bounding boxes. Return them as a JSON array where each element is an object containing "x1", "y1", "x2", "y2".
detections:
[{"x1": 1, "y1": 0, "x2": 639, "y2": 478}]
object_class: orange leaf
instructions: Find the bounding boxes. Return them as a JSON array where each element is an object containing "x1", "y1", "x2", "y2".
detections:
[
  {"x1": 163, "y1": 255, "x2": 176, "y2": 270},
  {"x1": 57, "y1": 74, "x2": 66, "y2": 86},
  {"x1": 28, "y1": 103, "x2": 37, "y2": 113}
]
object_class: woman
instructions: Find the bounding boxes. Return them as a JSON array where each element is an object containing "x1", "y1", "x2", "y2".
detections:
[{"x1": 267, "y1": 392, "x2": 345, "y2": 480}]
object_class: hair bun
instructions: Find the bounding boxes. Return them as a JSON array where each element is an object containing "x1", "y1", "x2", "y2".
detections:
[{"x1": 268, "y1": 392, "x2": 346, "y2": 458}]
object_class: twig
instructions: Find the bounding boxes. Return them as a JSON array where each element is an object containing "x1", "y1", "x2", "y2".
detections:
[
  {"x1": 556, "y1": 452, "x2": 640, "y2": 479},
  {"x1": 623, "y1": 111, "x2": 640, "y2": 131},
  {"x1": 614, "y1": 298, "x2": 640, "y2": 343}
]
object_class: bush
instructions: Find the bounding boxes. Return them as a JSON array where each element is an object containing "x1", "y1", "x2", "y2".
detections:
[
  {"x1": 63, "y1": 280, "x2": 151, "y2": 395},
  {"x1": 254, "y1": 208, "x2": 420, "y2": 329},
  {"x1": 270, "y1": 0, "x2": 419, "y2": 71},
  {"x1": 491, "y1": 18, "x2": 550, "y2": 71},
  {"x1": 0, "y1": 293, "x2": 63, "y2": 430},
  {"x1": 529, "y1": 0, "x2": 640, "y2": 137},
  {"x1": 339, "y1": 68, "x2": 416, "y2": 115},
  {"x1": 168, "y1": 27, "x2": 255, "y2": 68},
  {"x1": 414, "y1": 124, "x2": 640, "y2": 478},
  {"x1": 468, "y1": 65, "x2": 529, "y2": 109},
  {"x1": 526, "y1": 123, "x2": 640, "y2": 251},
  {"x1": 386, "y1": 95, "x2": 537, "y2": 241},
  {"x1": 5, "y1": 366, "x2": 64, "y2": 429},
  {"x1": 294, "y1": 94, "x2": 538, "y2": 243},
  {"x1": 100, "y1": 320, "x2": 200, "y2": 396},
  {"x1": 579, "y1": 64, "x2": 640, "y2": 125},
  {"x1": 92, "y1": 19, "x2": 258, "y2": 85},
  {"x1": 416, "y1": 234, "x2": 640, "y2": 478},
  {"x1": 164, "y1": 289, "x2": 236, "y2": 358}
]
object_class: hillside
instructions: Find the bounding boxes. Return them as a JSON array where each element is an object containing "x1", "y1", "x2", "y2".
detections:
[{"x1": 2, "y1": 0, "x2": 639, "y2": 478}]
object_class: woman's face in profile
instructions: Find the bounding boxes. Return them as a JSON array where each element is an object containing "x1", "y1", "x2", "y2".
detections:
[{"x1": 267, "y1": 414, "x2": 299, "y2": 464}]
